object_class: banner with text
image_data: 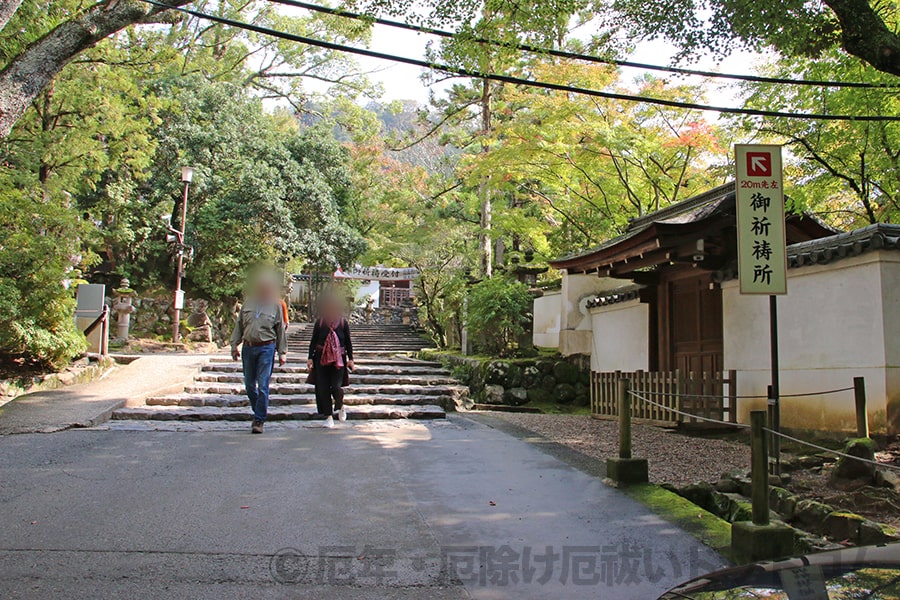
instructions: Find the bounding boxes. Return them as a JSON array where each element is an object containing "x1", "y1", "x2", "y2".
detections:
[{"x1": 735, "y1": 144, "x2": 787, "y2": 295}]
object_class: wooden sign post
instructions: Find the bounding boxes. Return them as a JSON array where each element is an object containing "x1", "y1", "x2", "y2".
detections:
[{"x1": 735, "y1": 144, "x2": 787, "y2": 474}]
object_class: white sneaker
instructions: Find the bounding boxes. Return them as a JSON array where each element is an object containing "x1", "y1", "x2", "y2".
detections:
[
  {"x1": 338, "y1": 407, "x2": 347, "y2": 422},
  {"x1": 323, "y1": 416, "x2": 335, "y2": 429}
]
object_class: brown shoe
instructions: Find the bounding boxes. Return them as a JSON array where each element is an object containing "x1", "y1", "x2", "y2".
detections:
[{"x1": 251, "y1": 420, "x2": 264, "y2": 434}]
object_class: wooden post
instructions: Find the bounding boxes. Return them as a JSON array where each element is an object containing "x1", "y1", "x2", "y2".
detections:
[
  {"x1": 618, "y1": 377, "x2": 631, "y2": 460},
  {"x1": 750, "y1": 410, "x2": 770, "y2": 526},
  {"x1": 727, "y1": 369, "x2": 738, "y2": 423},
  {"x1": 675, "y1": 369, "x2": 684, "y2": 425},
  {"x1": 766, "y1": 384, "x2": 780, "y2": 475},
  {"x1": 854, "y1": 376, "x2": 869, "y2": 439}
]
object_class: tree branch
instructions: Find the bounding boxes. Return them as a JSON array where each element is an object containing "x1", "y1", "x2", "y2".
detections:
[
  {"x1": 0, "y1": 0, "x2": 24, "y2": 33},
  {"x1": 823, "y1": 0, "x2": 900, "y2": 76},
  {"x1": 0, "y1": 0, "x2": 192, "y2": 138}
]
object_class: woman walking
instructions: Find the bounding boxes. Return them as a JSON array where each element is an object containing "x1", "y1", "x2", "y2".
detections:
[{"x1": 307, "y1": 295, "x2": 354, "y2": 428}]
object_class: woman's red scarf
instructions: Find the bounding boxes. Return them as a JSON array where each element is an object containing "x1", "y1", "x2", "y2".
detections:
[{"x1": 321, "y1": 319, "x2": 345, "y2": 368}]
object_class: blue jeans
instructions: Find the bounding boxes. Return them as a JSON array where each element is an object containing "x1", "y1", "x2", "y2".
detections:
[{"x1": 242, "y1": 342, "x2": 275, "y2": 422}]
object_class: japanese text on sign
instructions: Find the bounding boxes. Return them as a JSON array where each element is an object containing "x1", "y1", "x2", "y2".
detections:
[{"x1": 735, "y1": 145, "x2": 787, "y2": 295}]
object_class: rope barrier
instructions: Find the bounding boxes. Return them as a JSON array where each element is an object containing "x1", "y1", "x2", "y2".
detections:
[
  {"x1": 763, "y1": 428, "x2": 900, "y2": 473},
  {"x1": 635, "y1": 386, "x2": 855, "y2": 400},
  {"x1": 629, "y1": 391, "x2": 900, "y2": 473},
  {"x1": 627, "y1": 389, "x2": 750, "y2": 429},
  {"x1": 779, "y1": 387, "x2": 856, "y2": 398}
]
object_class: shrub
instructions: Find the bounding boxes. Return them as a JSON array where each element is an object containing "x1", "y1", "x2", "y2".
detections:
[
  {"x1": 0, "y1": 186, "x2": 93, "y2": 367},
  {"x1": 465, "y1": 277, "x2": 532, "y2": 357}
]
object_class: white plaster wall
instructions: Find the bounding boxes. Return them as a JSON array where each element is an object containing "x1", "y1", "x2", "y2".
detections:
[
  {"x1": 355, "y1": 280, "x2": 381, "y2": 307},
  {"x1": 589, "y1": 301, "x2": 650, "y2": 372},
  {"x1": 879, "y1": 254, "x2": 900, "y2": 432},
  {"x1": 533, "y1": 291, "x2": 561, "y2": 348},
  {"x1": 558, "y1": 271, "x2": 623, "y2": 356},
  {"x1": 723, "y1": 252, "x2": 897, "y2": 433}
]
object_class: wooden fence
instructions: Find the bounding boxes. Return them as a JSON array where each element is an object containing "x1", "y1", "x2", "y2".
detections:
[{"x1": 590, "y1": 370, "x2": 738, "y2": 427}]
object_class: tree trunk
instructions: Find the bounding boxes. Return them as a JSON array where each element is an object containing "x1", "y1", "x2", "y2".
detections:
[
  {"x1": 478, "y1": 78, "x2": 493, "y2": 278},
  {"x1": 0, "y1": 0, "x2": 25, "y2": 33},
  {"x1": 824, "y1": 0, "x2": 900, "y2": 76},
  {"x1": 0, "y1": 0, "x2": 189, "y2": 139}
]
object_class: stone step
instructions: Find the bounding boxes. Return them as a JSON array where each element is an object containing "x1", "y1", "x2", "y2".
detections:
[
  {"x1": 184, "y1": 382, "x2": 468, "y2": 397},
  {"x1": 286, "y1": 344, "x2": 430, "y2": 351},
  {"x1": 112, "y1": 404, "x2": 446, "y2": 421},
  {"x1": 193, "y1": 373, "x2": 459, "y2": 386},
  {"x1": 206, "y1": 356, "x2": 439, "y2": 366},
  {"x1": 289, "y1": 327, "x2": 426, "y2": 333},
  {"x1": 120, "y1": 323, "x2": 461, "y2": 425},
  {"x1": 288, "y1": 345, "x2": 429, "y2": 349},
  {"x1": 146, "y1": 392, "x2": 455, "y2": 409},
  {"x1": 289, "y1": 338, "x2": 427, "y2": 341},
  {"x1": 199, "y1": 364, "x2": 450, "y2": 376}
]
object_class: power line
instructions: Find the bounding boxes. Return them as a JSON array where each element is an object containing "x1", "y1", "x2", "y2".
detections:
[
  {"x1": 269, "y1": 0, "x2": 900, "y2": 90},
  {"x1": 141, "y1": 0, "x2": 900, "y2": 122}
]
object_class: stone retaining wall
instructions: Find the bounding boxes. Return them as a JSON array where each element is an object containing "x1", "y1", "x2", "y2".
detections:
[
  {"x1": 116, "y1": 294, "x2": 237, "y2": 344},
  {"x1": 421, "y1": 351, "x2": 591, "y2": 407}
]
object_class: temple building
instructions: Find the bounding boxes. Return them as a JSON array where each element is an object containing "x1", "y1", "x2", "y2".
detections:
[
  {"x1": 291, "y1": 266, "x2": 418, "y2": 309},
  {"x1": 534, "y1": 182, "x2": 900, "y2": 434}
]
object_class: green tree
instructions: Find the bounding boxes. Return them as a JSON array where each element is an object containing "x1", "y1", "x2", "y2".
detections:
[
  {"x1": 465, "y1": 277, "x2": 532, "y2": 356},
  {"x1": 144, "y1": 78, "x2": 366, "y2": 299},
  {"x1": 405, "y1": 0, "x2": 592, "y2": 277},
  {"x1": 0, "y1": 0, "x2": 192, "y2": 138},
  {"x1": 464, "y1": 62, "x2": 728, "y2": 257},
  {"x1": 0, "y1": 179, "x2": 96, "y2": 366},
  {"x1": 737, "y1": 49, "x2": 900, "y2": 226},
  {"x1": 601, "y1": 0, "x2": 900, "y2": 77}
]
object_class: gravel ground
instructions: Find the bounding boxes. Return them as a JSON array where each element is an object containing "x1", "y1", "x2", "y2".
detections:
[{"x1": 485, "y1": 412, "x2": 751, "y2": 486}]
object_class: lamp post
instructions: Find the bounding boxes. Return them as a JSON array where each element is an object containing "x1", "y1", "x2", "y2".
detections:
[{"x1": 172, "y1": 166, "x2": 194, "y2": 343}]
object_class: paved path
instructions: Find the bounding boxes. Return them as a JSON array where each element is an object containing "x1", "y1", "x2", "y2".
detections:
[
  {"x1": 0, "y1": 416, "x2": 726, "y2": 599},
  {"x1": 0, "y1": 354, "x2": 211, "y2": 435}
]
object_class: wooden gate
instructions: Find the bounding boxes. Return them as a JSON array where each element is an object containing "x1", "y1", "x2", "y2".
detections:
[{"x1": 590, "y1": 370, "x2": 738, "y2": 427}]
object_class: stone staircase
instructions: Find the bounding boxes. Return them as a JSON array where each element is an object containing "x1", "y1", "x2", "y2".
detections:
[
  {"x1": 112, "y1": 324, "x2": 467, "y2": 424},
  {"x1": 288, "y1": 322, "x2": 433, "y2": 355}
]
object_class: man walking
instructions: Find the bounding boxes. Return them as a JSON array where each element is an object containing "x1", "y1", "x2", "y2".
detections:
[{"x1": 230, "y1": 273, "x2": 288, "y2": 434}]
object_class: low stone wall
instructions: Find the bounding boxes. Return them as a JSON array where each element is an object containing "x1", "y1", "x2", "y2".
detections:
[
  {"x1": 0, "y1": 356, "x2": 115, "y2": 407},
  {"x1": 421, "y1": 351, "x2": 590, "y2": 407},
  {"x1": 349, "y1": 305, "x2": 420, "y2": 327},
  {"x1": 671, "y1": 450, "x2": 900, "y2": 553},
  {"x1": 116, "y1": 294, "x2": 237, "y2": 344}
]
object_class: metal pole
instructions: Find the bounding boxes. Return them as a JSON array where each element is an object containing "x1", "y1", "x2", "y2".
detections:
[
  {"x1": 768, "y1": 294, "x2": 781, "y2": 475},
  {"x1": 750, "y1": 410, "x2": 770, "y2": 526},
  {"x1": 854, "y1": 376, "x2": 869, "y2": 439},
  {"x1": 618, "y1": 378, "x2": 632, "y2": 459},
  {"x1": 172, "y1": 179, "x2": 190, "y2": 342},
  {"x1": 100, "y1": 305, "x2": 109, "y2": 356}
]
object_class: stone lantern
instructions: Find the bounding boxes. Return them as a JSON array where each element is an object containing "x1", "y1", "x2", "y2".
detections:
[
  {"x1": 112, "y1": 278, "x2": 137, "y2": 341},
  {"x1": 509, "y1": 251, "x2": 547, "y2": 288},
  {"x1": 365, "y1": 296, "x2": 375, "y2": 324}
]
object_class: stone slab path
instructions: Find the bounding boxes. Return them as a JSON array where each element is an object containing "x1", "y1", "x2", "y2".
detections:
[
  {"x1": 0, "y1": 354, "x2": 210, "y2": 435},
  {"x1": 0, "y1": 416, "x2": 727, "y2": 599}
]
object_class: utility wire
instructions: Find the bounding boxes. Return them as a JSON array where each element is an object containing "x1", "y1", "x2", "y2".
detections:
[
  {"x1": 142, "y1": 0, "x2": 900, "y2": 122},
  {"x1": 269, "y1": 0, "x2": 900, "y2": 90}
]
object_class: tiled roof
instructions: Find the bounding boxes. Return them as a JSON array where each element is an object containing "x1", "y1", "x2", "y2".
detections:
[
  {"x1": 585, "y1": 284, "x2": 644, "y2": 309},
  {"x1": 628, "y1": 182, "x2": 735, "y2": 229},
  {"x1": 712, "y1": 223, "x2": 900, "y2": 282},
  {"x1": 551, "y1": 183, "x2": 736, "y2": 265},
  {"x1": 787, "y1": 223, "x2": 900, "y2": 267}
]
